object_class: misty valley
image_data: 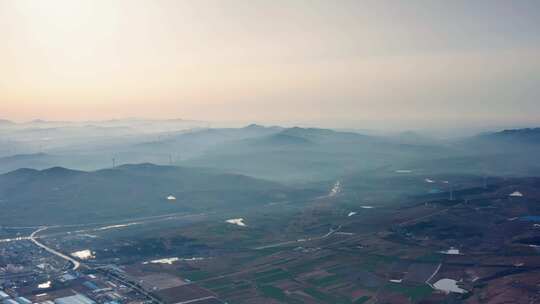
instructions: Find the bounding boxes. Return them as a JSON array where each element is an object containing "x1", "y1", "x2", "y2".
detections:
[
  {"x1": 2, "y1": 1, "x2": 540, "y2": 303},
  {"x1": 1, "y1": 120, "x2": 540, "y2": 303}
]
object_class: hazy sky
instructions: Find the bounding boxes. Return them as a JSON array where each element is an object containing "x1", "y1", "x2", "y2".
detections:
[{"x1": 1, "y1": 0, "x2": 539, "y2": 129}]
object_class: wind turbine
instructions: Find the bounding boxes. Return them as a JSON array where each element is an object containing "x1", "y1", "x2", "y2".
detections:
[{"x1": 446, "y1": 181, "x2": 454, "y2": 201}]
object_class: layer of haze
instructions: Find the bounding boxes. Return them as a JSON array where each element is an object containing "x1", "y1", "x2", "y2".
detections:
[{"x1": 1, "y1": 0, "x2": 539, "y2": 130}]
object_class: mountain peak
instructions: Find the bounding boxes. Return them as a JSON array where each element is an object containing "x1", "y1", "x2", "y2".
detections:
[
  {"x1": 5, "y1": 168, "x2": 40, "y2": 177},
  {"x1": 481, "y1": 128, "x2": 540, "y2": 142},
  {"x1": 497, "y1": 128, "x2": 540, "y2": 135},
  {"x1": 244, "y1": 123, "x2": 266, "y2": 129},
  {"x1": 41, "y1": 166, "x2": 84, "y2": 176},
  {"x1": 116, "y1": 163, "x2": 163, "y2": 170}
]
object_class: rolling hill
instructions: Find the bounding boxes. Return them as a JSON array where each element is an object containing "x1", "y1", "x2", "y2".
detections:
[
  {"x1": 2, "y1": 125, "x2": 540, "y2": 184},
  {"x1": 0, "y1": 163, "x2": 315, "y2": 226},
  {"x1": 393, "y1": 128, "x2": 540, "y2": 177},
  {"x1": 185, "y1": 127, "x2": 456, "y2": 182}
]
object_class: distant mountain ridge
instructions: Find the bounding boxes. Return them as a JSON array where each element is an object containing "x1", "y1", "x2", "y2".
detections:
[
  {"x1": 478, "y1": 128, "x2": 540, "y2": 143},
  {"x1": 0, "y1": 163, "x2": 313, "y2": 226},
  {"x1": 2, "y1": 123, "x2": 540, "y2": 184},
  {"x1": 0, "y1": 153, "x2": 59, "y2": 174},
  {"x1": 185, "y1": 126, "x2": 455, "y2": 182},
  {"x1": 413, "y1": 127, "x2": 540, "y2": 177}
]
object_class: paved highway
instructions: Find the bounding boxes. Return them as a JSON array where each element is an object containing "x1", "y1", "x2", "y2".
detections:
[
  {"x1": 254, "y1": 225, "x2": 342, "y2": 250},
  {"x1": 29, "y1": 227, "x2": 81, "y2": 270}
]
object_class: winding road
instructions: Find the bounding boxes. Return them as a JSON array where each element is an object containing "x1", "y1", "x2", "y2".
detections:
[{"x1": 29, "y1": 226, "x2": 81, "y2": 270}]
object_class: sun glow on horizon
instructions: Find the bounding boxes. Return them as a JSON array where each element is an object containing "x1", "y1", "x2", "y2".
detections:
[{"x1": 1, "y1": 0, "x2": 539, "y2": 128}]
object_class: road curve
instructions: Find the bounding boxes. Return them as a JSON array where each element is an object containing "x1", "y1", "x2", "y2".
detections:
[{"x1": 30, "y1": 227, "x2": 81, "y2": 270}]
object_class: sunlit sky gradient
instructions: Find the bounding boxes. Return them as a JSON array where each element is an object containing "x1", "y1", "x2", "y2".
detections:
[{"x1": 1, "y1": 0, "x2": 539, "y2": 129}]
